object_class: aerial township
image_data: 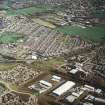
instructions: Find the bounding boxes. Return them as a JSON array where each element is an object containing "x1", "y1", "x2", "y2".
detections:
[{"x1": 0, "y1": 0, "x2": 105, "y2": 105}]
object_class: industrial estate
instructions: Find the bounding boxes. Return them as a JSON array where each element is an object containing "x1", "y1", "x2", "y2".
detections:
[{"x1": 0, "y1": 0, "x2": 105, "y2": 105}]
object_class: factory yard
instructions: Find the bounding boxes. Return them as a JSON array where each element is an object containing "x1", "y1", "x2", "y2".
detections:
[{"x1": 22, "y1": 73, "x2": 65, "y2": 95}]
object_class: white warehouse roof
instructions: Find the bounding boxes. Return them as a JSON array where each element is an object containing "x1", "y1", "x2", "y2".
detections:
[
  {"x1": 66, "y1": 95, "x2": 77, "y2": 103},
  {"x1": 53, "y1": 81, "x2": 75, "y2": 96},
  {"x1": 69, "y1": 69, "x2": 78, "y2": 74},
  {"x1": 52, "y1": 75, "x2": 61, "y2": 80},
  {"x1": 40, "y1": 80, "x2": 52, "y2": 87}
]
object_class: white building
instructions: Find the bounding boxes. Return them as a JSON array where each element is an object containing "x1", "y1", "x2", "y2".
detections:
[
  {"x1": 39, "y1": 80, "x2": 52, "y2": 87},
  {"x1": 51, "y1": 75, "x2": 61, "y2": 82},
  {"x1": 53, "y1": 81, "x2": 75, "y2": 96}
]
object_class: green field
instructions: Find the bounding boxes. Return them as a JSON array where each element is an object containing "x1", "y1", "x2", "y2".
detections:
[
  {"x1": 31, "y1": 58, "x2": 64, "y2": 72},
  {"x1": 7, "y1": 7, "x2": 47, "y2": 16},
  {"x1": 56, "y1": 25, "x2": 105, "y2": 42},
  {"x1": 0, "y1": 32, "x2": 24, "y2": 44},
  {"x1": 95, "y1": 10, "x2": 105, "y2": 18},
  {"x1": 6, "y1": 4, "x2": 64, "y2": 16}
]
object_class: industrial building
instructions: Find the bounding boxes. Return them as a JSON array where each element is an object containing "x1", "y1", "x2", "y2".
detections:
[{"x1": 52, "y1": 81, "x2": 75, "y2": 96}]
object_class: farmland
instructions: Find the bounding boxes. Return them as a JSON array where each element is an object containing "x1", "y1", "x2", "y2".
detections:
[{"x1": 56, "y1": 25, "x2": 105, "y2": 42}]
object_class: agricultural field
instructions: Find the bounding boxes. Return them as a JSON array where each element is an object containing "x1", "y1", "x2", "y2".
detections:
[
  {"x1": 95, "y1": 11, "x2": 105, "y2": 18},
  {"x1": 7, "y1": 6, "x2": 49, "y2": 16},
  {"x1": 0, "y1": 32, "x2": 24, "y2": 44},
  {"x1": 55, "y1": 25, "x2": 105, "y2": 42},
  {"x1": 32, "y1": 18, "x2": 56, "y2": 28},
  {"x1": 6, "y1": 4, "x2": 63, "y2": 16}
]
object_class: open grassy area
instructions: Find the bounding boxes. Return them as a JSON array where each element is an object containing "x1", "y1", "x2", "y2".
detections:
[
  {"x1": 6, "y1": 4, "x2": 64, "y2": 16},
  {"x1": 6, "y1": 4, "x2": 53, "y2": 16},
  {"x1": 0, "y1": 5, "x2": 9, "y2": 10},
  {"x1": 7, "y1": 7, "x2": 47, "y2": 16},
  {"x1": 0, "y1": 32, "x2": 24, "y2": 44},
  {"x1": 32, "y1": 18, "x2": 56, "y2": 28},
  {"x1": 31, "y1": 58, "x2": 64, "y2": 72},
  {"x1": 95, "y1": 10, "x2": 105, "y2": 18},
  {"x1": 56, "y1": 25, "x2": 105, "y2": 42},
  {"x1": 0, "y1": 63, "x2": 18, "y2": 71}
]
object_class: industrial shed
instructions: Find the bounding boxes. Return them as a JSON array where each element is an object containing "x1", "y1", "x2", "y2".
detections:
[{"x1": 53, "y1": 81, "x2": 75, "y2": 96}]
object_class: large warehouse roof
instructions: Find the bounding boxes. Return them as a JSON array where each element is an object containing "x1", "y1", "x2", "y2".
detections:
[{"x1": 53, "y1": 81, "x2": 75, "y2": 96}]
